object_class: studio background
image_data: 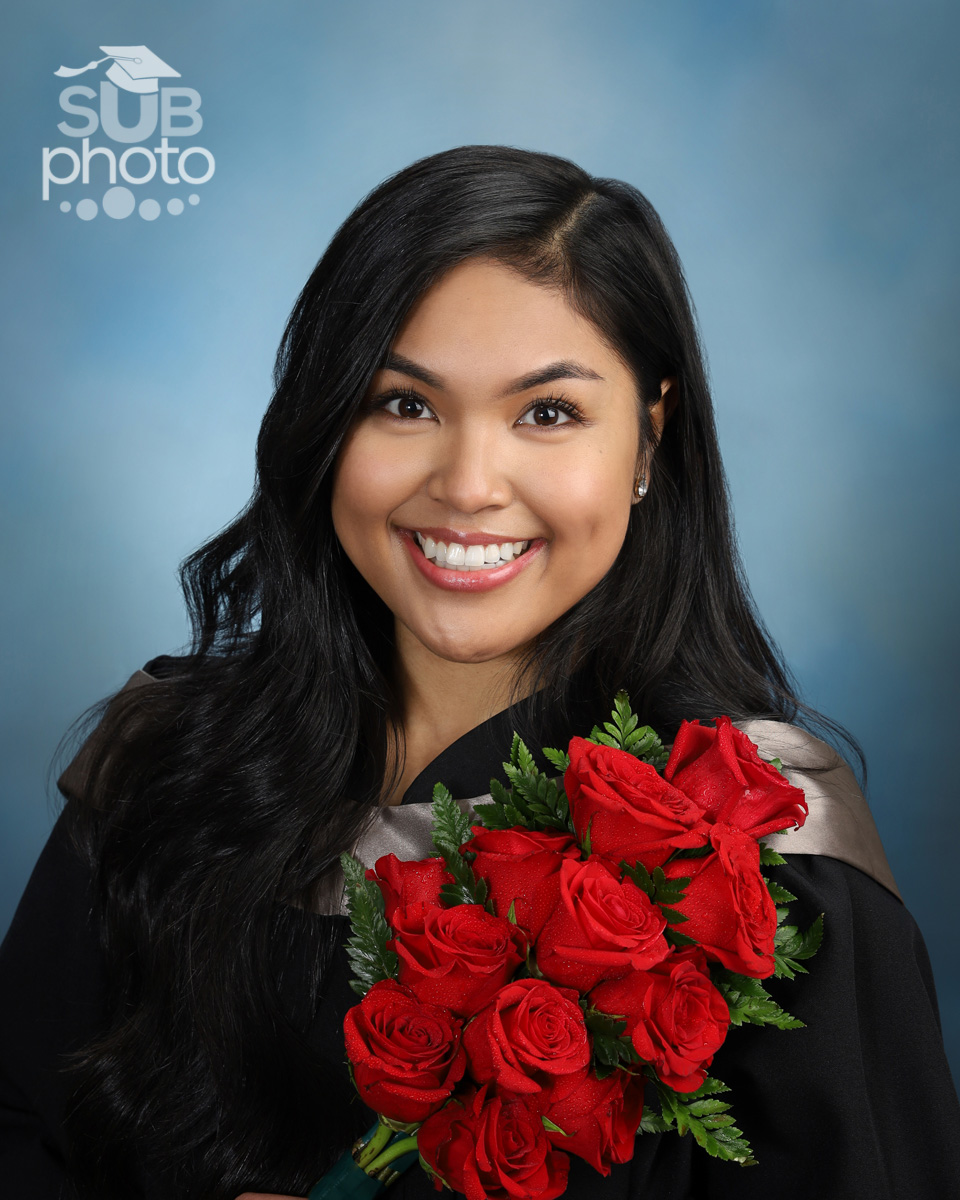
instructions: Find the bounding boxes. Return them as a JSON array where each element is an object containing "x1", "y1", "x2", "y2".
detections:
[{"x1": 3, "y1": 0, "x2": 957, "y2": 1085}]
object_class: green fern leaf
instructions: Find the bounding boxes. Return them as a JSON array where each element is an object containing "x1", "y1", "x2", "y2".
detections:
[
  {"x1": 340, "y1": 852, "x2": 398, "y2": 995},
  {"x1": 543, "y1": 746, "x2": 571, "y2": 772},
  {"x1": 430, "y1": 786, "x2": 484, "y2": 905},
  {"x1": 656, "y1": 1078, "x2": 756, "y2": 1166}
]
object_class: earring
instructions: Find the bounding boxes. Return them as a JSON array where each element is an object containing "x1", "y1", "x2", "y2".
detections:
[{"x1": 635, "y1": 477, "x2": 648, "y2": 500}]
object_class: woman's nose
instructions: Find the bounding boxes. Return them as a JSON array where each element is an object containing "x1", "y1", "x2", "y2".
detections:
[{"x1": 425, "y1": 425, "x2": 513, "y2": 514}]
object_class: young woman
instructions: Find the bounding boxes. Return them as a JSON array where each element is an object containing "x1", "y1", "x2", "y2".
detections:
[{"x1": 1, "y1": 145, "x2": 957, "y2": 1200}]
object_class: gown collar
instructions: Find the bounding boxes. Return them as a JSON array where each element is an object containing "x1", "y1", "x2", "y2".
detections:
[
  {"x1": 398, "y1": 686, "x2": 609, "y2": 805},
  {"x1": 399, "y1": 706, "x2": 521, "y2": 805}
]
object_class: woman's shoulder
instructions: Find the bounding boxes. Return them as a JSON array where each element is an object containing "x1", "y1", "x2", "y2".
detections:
[
  {"x1": 733, "y1": 716, "x2": 845, "y2": 771},
  {"x1": 56, "y1": 656, "x2": 185, "y2": 805},
  {"x1": 732, "y1": 717, "x2": 901, "y2": 902}
]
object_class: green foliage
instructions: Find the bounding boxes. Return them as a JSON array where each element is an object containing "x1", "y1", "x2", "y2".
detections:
[
  {"x1": 620, "y1": 858, "x2": 697, "y2": 948},
  {"x1": 587, "y1": 691, "x2": 669, "y2": 769},
  {"x1": 431, "y1": 782, "x2": 474, "y2": 854},
  {"x1": 663, "y1": 927, "x2": 699, "y2": 950},
  {"x1": 583, "y1": 1006, "x2": 641, "y2": 1078},
  {"x1": 758, "y1": 843, "x2": 788, "y2": 867},
  {"x1": 523, "y1": 944, "x2": 544, "y2": 979},
  {"x1": 471, "y1": 735, "x2": 573, "y2": 834},
  {"x1": 638, "y1": 1110, "x2": 672, "y2": 1134},
  {"x1": 654, "y1": 1077, "x2": 756, "y2": 1166},
  {"x1": 765, "y1": 879, "x2": 798, "y2": 906},
  {"x1": 417, "y1": 1154, "x2": 443, "y2": 1188},
  {"x1": 716, "y1": 971, "x2": 805, "y2": 1030},
  {"x1": 471, "y1": 778, "x2": 528, "y2": 832},
  {"x1": 668, "y1": 844, "x2": 712, "y2": 860},
  {"x1": 542, "y1": 746, "x2": 571, "y2": 773},
  {"x1": 620, "y1": 858, "x2": 655, "y2": 897},
  {"x1": 340, "y1": 852, "x2": 398, "y2": 997},
  {"x1": 541, "y1": 1116, "x2": 568, "y2": 1136},
  {"x1": 430, "y1": 784, "x2": 488, "y2": 908},
  {"x1": 774, "y1": 913, "x2": 824, "y2": 980},
  {"x1": 621, "y1": 860, "x2": 690, "y2": 922}
]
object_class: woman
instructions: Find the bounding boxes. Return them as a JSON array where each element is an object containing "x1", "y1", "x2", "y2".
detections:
[{"x1": 1, "y1": 145, "x2": 957, "y2": 1200}]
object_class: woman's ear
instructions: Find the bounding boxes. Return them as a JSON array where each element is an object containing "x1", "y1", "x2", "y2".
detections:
[
  {"x1": 651, "y1": 375, "x2": 678, "y2": 442},
  {"x1": 632, "y1": 377, "x2": 676, "y2": 504}
]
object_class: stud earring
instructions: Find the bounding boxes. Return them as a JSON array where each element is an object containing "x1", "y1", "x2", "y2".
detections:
[{"x1": 635, "y1": 477, "x2": 648, "y2": 500}]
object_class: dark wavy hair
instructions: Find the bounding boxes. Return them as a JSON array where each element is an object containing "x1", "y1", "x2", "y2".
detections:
[{"x1": 58, "y1": 144, "x2": 863, "y2": 1199}]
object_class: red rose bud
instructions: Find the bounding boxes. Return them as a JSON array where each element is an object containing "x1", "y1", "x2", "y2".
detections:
[
  {"x1": 564, "y1": 737, "x2": 711, "y2": 870},
  {"x1": 535, "y1": 857, "x2": 670, "y2": 993},
  {"x1": 664, "y1": 716, "x2": 808, "y2": 839},
  {"x1": 389, "y1": 903, "x2": 527, "y2": 1018},
  {"x1": 365, "y1": 854, "x2": 454, "y2": 927},
  {"x1": 343, "y1": 978, "x2": 466, "y2": 1124},
  {"x1": 590, "y1": 947, "x2": 730, "y2": 1092},
  {"x1": 541, "y1": 1066, "x2": 646, "y2": 1176},
  {"x1": 418, "y1": 1085, "x2": 570, "y2": 1200},
  {"x1": 462, "y1": 978, "x2": 590, "y2": 1096},
  {"x1": 664, "y1": 826, "x2": 778, "y2": 978},
  {"x1": 466, "y1": 826, "x2": 580, "y2": 940}
]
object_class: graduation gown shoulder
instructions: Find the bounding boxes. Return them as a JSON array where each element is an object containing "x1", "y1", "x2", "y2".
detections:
[{"x1": 2, "y1": 666, "x2": 959, "y2": 1199}]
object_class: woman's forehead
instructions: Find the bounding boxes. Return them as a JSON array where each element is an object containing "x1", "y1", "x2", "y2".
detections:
[{"x1": 380, "y1": 260, "x2": 631, "y2": 394}]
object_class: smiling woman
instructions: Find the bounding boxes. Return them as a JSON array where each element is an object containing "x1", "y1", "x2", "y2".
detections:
[
  {"x1": 1, "y1": 145, "x2": 958, "y2": 1200},
  {"x1": 331, "y1": 258, "x2": 669, "y2": 800}
]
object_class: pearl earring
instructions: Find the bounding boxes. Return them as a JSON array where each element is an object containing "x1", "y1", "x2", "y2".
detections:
[{"x1": 635, "y1": 477, "x2": 648, "y2": 500}]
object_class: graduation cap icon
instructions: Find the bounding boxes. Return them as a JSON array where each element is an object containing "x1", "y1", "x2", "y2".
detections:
[{"x1": 54, "y1": 45, "x2": 181, "y2": 94}]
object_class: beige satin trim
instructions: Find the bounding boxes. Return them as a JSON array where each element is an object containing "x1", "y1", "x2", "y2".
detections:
[
  {"x1": 317, "y1": 720, "x2": 901, "y2": 914},
  {"x1": 313, "y1": 801, "x2": 481, "y2": 917},
  {"x1": 60, "y1": 672, "x2": 900, "y2": 909},
  {"x1": 57, "y1": 668, "x2": 159, "y2": 803},
  {"x1": 734, "y1": 719, "x2": 901, "y2": 901}
]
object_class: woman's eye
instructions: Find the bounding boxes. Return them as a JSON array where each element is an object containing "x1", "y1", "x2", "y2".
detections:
[
  {"x1": 517, "y1": 403, "x2": 575, "y2": 428},
  {"x1": 380, "y1": 394, "x2": 434, "y2": 420}
]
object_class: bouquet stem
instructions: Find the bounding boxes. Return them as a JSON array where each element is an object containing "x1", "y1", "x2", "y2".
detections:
[
  {"x1": 354, "y1": 1121, "x2": 393, "y2": 1170},
  {"x1": 307, "y1": 1120, "x2": 420, "y2": 1200},
  {"x1": 365, "y1": 1136, "x2": 418, "y2": 1173}
]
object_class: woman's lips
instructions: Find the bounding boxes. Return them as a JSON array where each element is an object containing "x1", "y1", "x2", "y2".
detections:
[{"x1": 398, "y1": 528, "x2": 545, "y2": 592}]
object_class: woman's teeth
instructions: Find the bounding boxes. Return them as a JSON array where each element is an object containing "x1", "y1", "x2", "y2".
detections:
[{"x1": 413, "y1": 532, "x2": 530, "y2": 571}]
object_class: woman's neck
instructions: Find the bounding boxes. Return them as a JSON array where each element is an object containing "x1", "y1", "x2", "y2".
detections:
[{"x1": 380, "y1": 625, "x2": 529, "y2": 806}]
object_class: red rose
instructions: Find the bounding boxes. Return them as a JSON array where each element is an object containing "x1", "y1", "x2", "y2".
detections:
[
  {"x1": 535, "y1": 857, "x2": 670, "y2": 993},
  {"x1": 418, "y1": 1085, "x2": 570, "y2": 1200},
  {"x1": 664, "y1": 827, "x2": 778, "y2": 978},
  {"x1": 366, "y1": 854, "x2": 453, "y2": 927},
  {"x1": 590, "y1": 947, "x2": 730, "y2": 1092},
  {"x1": 564, "y1": 737, "x2": 711, "y2": 870},
  {"x1": 390, "y1": 903, "x2": 527, "y2": 1017},
  {"x1": 541, "y1": 1066, "x2": 646, "y2": 1176},
  {"x1": 664, "y1": 716, "x2": 808, "y2": 839},
  {"x1": 467, "y1": 826, "x2": 581, "y2": 940},
  {"x1": 462, "y1": 978, "x2": 590, "y2": 1096},
  {"x1": 343, "y1": 979, "x2": 466, "y2": 1123}
]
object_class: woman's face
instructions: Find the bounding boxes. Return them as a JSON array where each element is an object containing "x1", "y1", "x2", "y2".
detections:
[{"x1": 331, "y1": 256, "x2": 666, "y2": 667}]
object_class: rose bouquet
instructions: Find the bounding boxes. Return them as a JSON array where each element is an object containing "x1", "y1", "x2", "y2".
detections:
[{"x1": 308, "y1": 694, "x2": 822, "y2": 1200}]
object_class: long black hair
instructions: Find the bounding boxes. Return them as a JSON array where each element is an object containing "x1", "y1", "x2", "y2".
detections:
[{"x1": 59, "y1": 144, "x2": 863, "y2": 1199}]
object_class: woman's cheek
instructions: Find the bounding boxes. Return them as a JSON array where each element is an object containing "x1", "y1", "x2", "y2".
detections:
[{"x1": 536, "y1": 437, "x2": 633, "y2": 532}]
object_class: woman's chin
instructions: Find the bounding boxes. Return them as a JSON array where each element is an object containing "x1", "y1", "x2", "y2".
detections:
[{"x1": 413, "y1": 630, "x2": 529, "y2": 667}]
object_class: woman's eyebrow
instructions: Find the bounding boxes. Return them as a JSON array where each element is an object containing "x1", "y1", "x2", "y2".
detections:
[{"x1": 380, "y1": 352, "x2": 604, "y2": 394}]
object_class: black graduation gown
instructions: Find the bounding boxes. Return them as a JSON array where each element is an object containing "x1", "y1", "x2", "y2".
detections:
[{"x1": 2, "y1": 665, "x2": 959, "y2": 1199}]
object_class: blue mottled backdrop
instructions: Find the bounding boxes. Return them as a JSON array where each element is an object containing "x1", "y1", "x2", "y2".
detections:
[{"x1": 2, "y1": 0, "x2": 957, "y2": 1084}]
